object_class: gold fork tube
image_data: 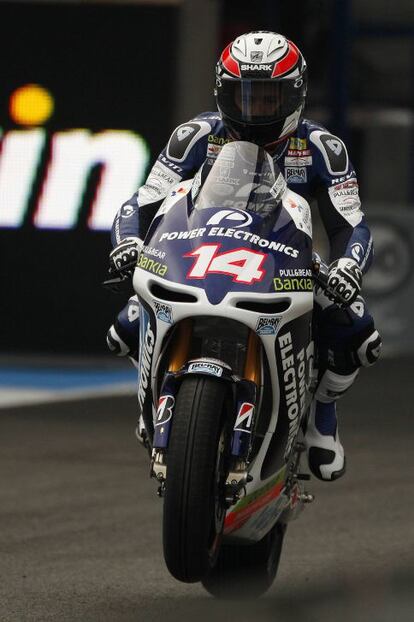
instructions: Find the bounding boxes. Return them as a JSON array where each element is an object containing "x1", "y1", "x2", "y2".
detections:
[
  {"x1": 244, "y1": 330, "x2": 261, "y2": 385},
  {"x1": 168, "y1": 319, "x2": 193, "y2": 372}
]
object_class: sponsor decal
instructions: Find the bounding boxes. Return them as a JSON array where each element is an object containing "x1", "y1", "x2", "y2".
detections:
[
  {"x1": 207, "y1": 134, "x2": 231, "y2": 146},
  {"x1": 188, "y1": 361, "x2": 223, "y2": 376},
  {"x1": 273, "y1": 277, "x2": 313, "y2": 292},
  {"x1": 284, "y1": 156, "x2": 312, "y2": 167},
  {"x1": 286, "y1": 166, "x2": 307, "y2": 183},
  {"x1": 289, "y1": 137, "x2": 307, "y2": 150},
  {"x1": 121, "y1": 204, "x2": 134, "y2": 219},
  {"x1": 127, "y1": 301, "x2": 139, "y2": 323},
  {"x1": 234, "y1": 402, "x2": 254, "y2": 432},
  {"x1": 151, "y1": 161, "x2": 182, "y2": 185},
  {"x1": 206, "y1": 209, "x2": 252, "y2": 228},
  {"x1": 142, "y1": 245, "x2": 166, "y2": 260},
  {"x1": 326, "y1": 138, "x2": 343, "y2": 155},
  {"x1": 155, "y1": 395, "x2": 175, "y2": 426},
  {"x1": 184, "y1": 244, "x2": 267, "y2": 284},
  {"x1": 270, "y1": 173, "x2": 287, "y2": 200},
  {"x1": 154, "y1": 301, "x2": 172, "y2": 324},
  {"x1": 331, "y1": 171, "x2": 355, "y2": 185},
  {"x1": 137, "y1": 254, "x2": 168, "y2": 277},
  {"x1": 350, "y1": 298, "x2": 365, "y2": 319},
  {"x1": 279, "y1": 268, "x2": 312, "y2": 277},
  {"x1": 177, "y1": 126, "x2": 195, "y2": 141},
  {"x1": 138, "y1": 321, "x2": 155, "y2": 409},
  {"x1": 160, "y1": 155, "x2": 183, "y2": 173},
  {"x1": 328, "y1": 178, "x2": 361, "y2": 214},
  {"x1": 250, "y1": 51, "x2": 263, "y2": 62},
  {"x1": 159, "y1": 227, "x2": 300, "y2": 258},
  {"x1": 287, "y1": 149, "x2": 311, "y2": 157},
  {"x1": 351, "y1": 242, "x2": 364, "y2": 263},
  {"x1": 278, "y1": 332, "x2": 307, "y2": 458},
  {"x1": 170, "y1": 186, "x2": 188, "y2": 197},
  {"x1": 256, "y1": 317, "x2": 282, "y2": 336},
  {"x1": 207, "y1": 143, "x2": 222, "y2": 159},
  {"x1": 224, "y1": 468, "x2": 287, "y2": 534},
  {"x1": 240, "y1": 64, "x2": 272, "y2": 71}
]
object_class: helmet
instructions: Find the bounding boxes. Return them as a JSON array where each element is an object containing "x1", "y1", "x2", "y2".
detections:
[{"x1": 215, "y1": 31, "x2": 307, "y2": 148}]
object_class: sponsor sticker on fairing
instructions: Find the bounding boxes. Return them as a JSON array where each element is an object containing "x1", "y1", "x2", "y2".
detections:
[
  {"x1": 188, "y1": 361, "x2": 223, "y2": 376},
  {"x1": 154, "y1": 301, "x2": 173, "y2": 324},
  {"x1": 138, "y1": 317, "x2": 155, "y2": 410},
  {"x1": 278, "y1": 332, "x2": 307, "y2": 458},
  {"x1": 256, "y1": 317, "x2": 282, "y2": 336}
]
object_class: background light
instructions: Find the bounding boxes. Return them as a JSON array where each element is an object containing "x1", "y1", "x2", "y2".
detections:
[{"x1": 9, "y1": 84, "x2": 54, "y2": 126}]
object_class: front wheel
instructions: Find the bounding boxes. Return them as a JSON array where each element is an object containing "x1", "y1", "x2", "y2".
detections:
[{"x1": 163, "y1": 376, "x2": 229, "y2": 583}]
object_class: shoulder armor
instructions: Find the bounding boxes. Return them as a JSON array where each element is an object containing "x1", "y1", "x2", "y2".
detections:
[
  {"x1": 309, "y1": 130, "x2": 349, "y2": 175},
  {"x1": 166, "y1": 120, "x2": 211, "y2": 163}
]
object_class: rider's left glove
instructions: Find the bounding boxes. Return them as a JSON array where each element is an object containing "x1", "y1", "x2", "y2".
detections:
[
  {"x1": 327, "y1": 257, "x2": 362, "y2": 306},
  {"x1": 109, "y1": 237, "x2": 143, "y2": 278}
]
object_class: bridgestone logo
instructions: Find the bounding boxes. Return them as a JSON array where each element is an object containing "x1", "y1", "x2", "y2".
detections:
[{"x1": 138, "y1": 324, "x2": 155, "y2": 409}]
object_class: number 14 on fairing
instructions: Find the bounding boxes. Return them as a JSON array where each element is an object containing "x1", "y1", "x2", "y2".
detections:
[{"x1": 184, "y1": 244, "x2": 267, "y2": 284}]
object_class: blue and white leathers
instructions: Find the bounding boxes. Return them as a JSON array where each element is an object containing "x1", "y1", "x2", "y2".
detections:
[{"x1": 111, "y1": 113, "x2": 373, "y2": 273}]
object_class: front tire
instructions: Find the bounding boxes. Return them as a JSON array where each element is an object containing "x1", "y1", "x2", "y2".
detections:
[{"x1": 163, "y1": 376, "x2": 229, "y2": 583}]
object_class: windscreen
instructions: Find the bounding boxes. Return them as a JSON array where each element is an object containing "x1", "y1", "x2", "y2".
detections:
[{"x1": 194, "y1": 141, "x2": 286, "y2": 216}]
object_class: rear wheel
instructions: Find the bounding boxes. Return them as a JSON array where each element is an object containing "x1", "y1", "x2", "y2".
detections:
[
  {"x1": 202, "y1": 522, "x2": 286, "y2": 598},
  {"x1": 163, "y1": 376, "x2": 229, "y2": 583}
]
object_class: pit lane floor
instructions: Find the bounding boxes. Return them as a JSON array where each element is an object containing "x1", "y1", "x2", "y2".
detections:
[{"x1": 1, "y1": 357, "x2": 413, "y2": 622}]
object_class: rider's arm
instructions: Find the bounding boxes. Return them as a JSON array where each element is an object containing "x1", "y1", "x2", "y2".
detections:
[
  {"x1": 309, "y1": 130, "x2": 373, "y2": 274},
  {"x1": 111, "y1": 118, "x2": 212, "y2": 247}
]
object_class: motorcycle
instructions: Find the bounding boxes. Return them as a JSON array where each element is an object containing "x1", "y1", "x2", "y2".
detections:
[{"x1": 106, "y1": 141, "x2": 338, "y2": 597}]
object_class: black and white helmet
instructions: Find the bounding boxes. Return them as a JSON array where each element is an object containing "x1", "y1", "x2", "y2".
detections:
[{"x1": 215, "y1": 31, "x2": 307, "y2": 148}]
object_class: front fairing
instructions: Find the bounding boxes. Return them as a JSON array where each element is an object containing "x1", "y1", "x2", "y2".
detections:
[{"x1": 140, "y1": 142, "x2": 313, "y2": 305}]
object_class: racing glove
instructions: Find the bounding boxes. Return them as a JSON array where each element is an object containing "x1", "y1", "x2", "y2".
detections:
[
  {"x1": 327, "y1": 258, "x2": 362, "y2": 306},
  {"x1": 109, "y1": 237, "x2": 143, "y2": 278}
]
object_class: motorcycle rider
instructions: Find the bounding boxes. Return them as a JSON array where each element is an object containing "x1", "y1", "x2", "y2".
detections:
[{"x1": 106, "y1": 31, "x2": 382, "y2": 481}]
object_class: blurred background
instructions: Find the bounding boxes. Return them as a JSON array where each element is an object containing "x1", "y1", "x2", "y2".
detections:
[
  {"x1": 1, "y1": 0, "x2": 413, "y2": 360},
  {"x1": 1, "y1": 1, "x2": 413, "y2": 621}
]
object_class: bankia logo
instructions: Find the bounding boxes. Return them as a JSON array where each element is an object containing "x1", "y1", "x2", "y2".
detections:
[{"x1": 0, "y1": 84, "x2": 150, "y2": 230}]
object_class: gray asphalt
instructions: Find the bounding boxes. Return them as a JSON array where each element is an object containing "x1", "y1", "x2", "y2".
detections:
[{"x1": 1, "y1": 357, "x2": 413, "y2": 622}]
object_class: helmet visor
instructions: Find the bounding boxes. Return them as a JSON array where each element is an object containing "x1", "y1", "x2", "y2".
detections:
[{"x1": 218, "y1": 78, "x2": 306, "y2": 126}]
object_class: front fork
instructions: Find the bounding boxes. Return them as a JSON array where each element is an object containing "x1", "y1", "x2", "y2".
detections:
[{"x1": 150, "y1": 322, "x2": 262, "y2": 501}]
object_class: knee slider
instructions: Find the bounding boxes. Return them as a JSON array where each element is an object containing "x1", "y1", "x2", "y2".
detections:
[{"x1": 356, "y1": 328, "x2": 382, "y2": 367}]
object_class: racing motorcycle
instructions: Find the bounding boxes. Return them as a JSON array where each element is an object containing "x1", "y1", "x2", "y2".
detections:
[{"x1": 106, "y1": 141, "x2": 336, "y2": 597}]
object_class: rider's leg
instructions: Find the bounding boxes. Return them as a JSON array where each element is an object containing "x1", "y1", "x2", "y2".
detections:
[
  {"x1": 106, "y1": 295, "x2": 148, "y2": 443},
  {"x1": 305, "y1": 289, "x2": 382, "y2": 481}
]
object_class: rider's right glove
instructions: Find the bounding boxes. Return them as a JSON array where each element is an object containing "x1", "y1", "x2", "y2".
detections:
[
  {"x1": 327, "y1": 257, "x2": 362, "y2": 306},
  {"x1": 109, "y1": 237, "x2": 143, "y2": 278}
]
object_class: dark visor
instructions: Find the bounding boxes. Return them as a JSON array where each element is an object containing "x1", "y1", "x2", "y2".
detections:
[{"x1": 218, "y1": 79, "x2": 306, "y2": 125}]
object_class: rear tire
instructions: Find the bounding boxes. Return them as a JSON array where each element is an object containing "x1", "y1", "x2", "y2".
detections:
[
  {"x1": 163, "y1": 376, "x2": 229, "y2": 583},
  {"x1": 202, "y1": 522, "x2": 286, "y2": 598}
]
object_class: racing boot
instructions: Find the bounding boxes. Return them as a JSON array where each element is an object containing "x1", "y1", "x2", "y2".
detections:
[{"x1": 304, "y1": 399, "x2": 346, "y2": 481}]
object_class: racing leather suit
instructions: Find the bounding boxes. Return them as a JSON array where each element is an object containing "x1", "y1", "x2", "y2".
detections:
[{"x1": 108, "y1": 112, "x2": 381, "y2": 380}]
